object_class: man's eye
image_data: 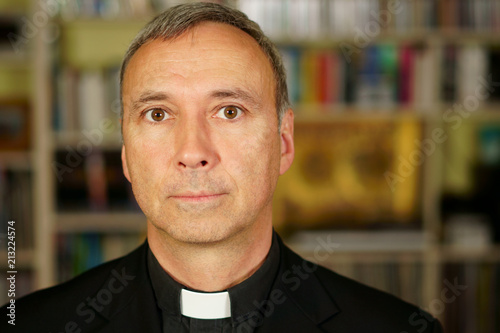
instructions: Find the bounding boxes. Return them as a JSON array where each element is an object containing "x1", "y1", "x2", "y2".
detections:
[
  {"x1": 145, "y1": 108, "x2": 169, "y2": 122},
  {"x1": 215, "y1": 106, "x2": 242, "y2": 120}
]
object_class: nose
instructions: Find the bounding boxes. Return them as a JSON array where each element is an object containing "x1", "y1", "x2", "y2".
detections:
[{"x1": 174, "y1": 115, "x2": 218, "y2": 170}]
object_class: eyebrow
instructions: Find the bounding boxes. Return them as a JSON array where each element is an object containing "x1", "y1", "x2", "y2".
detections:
[
  {"x1": 210, "y1": 88, "x2": 262, "y2": 109},
  {"x1": 129, "y1": 87, "x2": 262, "y2": 116},
  {"x1": 130, "y1": 90, "x2": 171, "y2": 114}
]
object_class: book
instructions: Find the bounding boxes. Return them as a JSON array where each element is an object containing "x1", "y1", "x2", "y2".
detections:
[
  {"x1": 55, "y1": 151, "x2": 139, "y2": 212},
  {"x1": 57, "y1": 233, "x2": 144, "y2": 282},
  {"x1": 0, "y1": 168, "x2": 33, "y2": 249},
  {"x1": 78, "y1": 70, "x2": 107, "y2": 132},
  {"x1": 53, "y1": 65, "x2": 120, "y2": 134},
  {"x1": 274, "y1": 120, "x2": 421, "y2": 230}
]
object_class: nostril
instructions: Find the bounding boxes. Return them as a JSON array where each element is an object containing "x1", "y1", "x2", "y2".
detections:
[{"x1": 201, "y1": 161, "x2": 208, "y2": 166}]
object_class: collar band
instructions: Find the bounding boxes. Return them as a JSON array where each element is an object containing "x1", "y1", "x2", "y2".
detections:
[{"x1": 180, "y1": 289, "x2": 231, "y2": 319}]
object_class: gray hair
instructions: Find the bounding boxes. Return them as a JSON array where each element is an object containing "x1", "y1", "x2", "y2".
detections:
[{"x1": 120, "y1": 2, "x2": 289, "y2": 125}]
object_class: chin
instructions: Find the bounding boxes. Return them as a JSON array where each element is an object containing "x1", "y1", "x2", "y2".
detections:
[{"x1": 149, "y1": 216, "x2": 249, "y2": 246}]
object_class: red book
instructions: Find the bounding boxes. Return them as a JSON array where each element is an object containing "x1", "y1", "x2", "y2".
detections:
[
  {"x1": 398, "y1": 45, "x2": 414, "y2": 105},
  {"x1": 318, "y1": 51, "x2": 329, "y2": 104}
]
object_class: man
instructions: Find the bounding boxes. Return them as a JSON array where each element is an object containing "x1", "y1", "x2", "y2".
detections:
[{"x1": 2, "y1": 3, "x2": 443, "y2": 332}]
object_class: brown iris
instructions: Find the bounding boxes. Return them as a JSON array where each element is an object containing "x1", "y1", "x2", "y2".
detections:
[
  {"x1": 151, "y1": 109, "x2": 165, "y2": 121},
  {"x1": 224, "y1": 106, "x2": 238, "y2": 119}
]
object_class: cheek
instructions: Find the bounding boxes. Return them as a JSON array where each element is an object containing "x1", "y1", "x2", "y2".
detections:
[
  {"x1": 125, "y1": 138, "x2": 174, "y2": 216},
  {"x1": 126, "y1": 134, "x2": 172, "y2": 185},
  {"x1": 223, "y1": 126, "x2": 280, "y2": 192}
]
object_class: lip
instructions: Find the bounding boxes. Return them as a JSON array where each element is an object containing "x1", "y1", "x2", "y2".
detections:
[{"x1": 170, "y1": 192, "x2": 226, "y2": 203}]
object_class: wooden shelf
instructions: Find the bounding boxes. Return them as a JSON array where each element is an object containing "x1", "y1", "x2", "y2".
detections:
[
  {"x1": 287, "y1": 243, "x2": 500, "y2": 265},
  {"x1": 293, "y1": 106, "x2": 428, "y2": 122},
  {"x1": 285, "y1": 230, "x2": 432, "y2": 254},
  {"x1": 53, "y1": 131, "x2": 122, "y2": 150},
  {"x1": 54, "y1": 22, "x2": 500, "y2": 47},
  {"x1": 469, "y1": 109, "x2": 500, "y2": 122},
  {"x1": 272, "y1": 31, "x2": 500, "y2": 47},
  {"x1": 57, "y1": 212, "x2": 146, "y2": 233},
  {"x1": 0, "y1": 151, "x2": 31, "y2": 170},
  {"x1": 0, "y1": 52, "x2": 31, "y2": 67},
  {"x1": 438, "y1": 245, "x2": 500, "y2": 263},
  {"x1": 58, "y1": 17, "x2": 150, "y2": 25},
  {"x1": 61, "y1": 19, "x2": 148, "y2": 69},
  {"x1": 291, "y1": 105, "x2": 500, "y2": 123}
]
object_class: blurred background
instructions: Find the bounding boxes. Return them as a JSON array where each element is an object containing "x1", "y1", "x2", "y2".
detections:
[{"x1": 0, "y1": 0, "x2": 499, "y2": 331}]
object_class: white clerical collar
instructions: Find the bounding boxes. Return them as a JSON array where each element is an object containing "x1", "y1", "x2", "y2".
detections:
[{"x1": 180, "y1": 289, "x2": 231, "y2": 319}]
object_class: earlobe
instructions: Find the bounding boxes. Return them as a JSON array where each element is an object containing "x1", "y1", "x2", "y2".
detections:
[
  {"x1": 279, "y1": 109, "x2": 295, "y2": 175},
  {"x1": 121, "y1": 145, "x2": 131, "y2": 182}
]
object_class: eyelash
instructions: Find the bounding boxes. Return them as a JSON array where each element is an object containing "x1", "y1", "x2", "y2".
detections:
[
  {"x1": 214, "y1": 105, "x2": 244, "y2": 120},
  {"x1": 142, "y1": 107, "x2": 169, "y2": 124},
  {"x1": 141, "y1": 105, "x2": 245, "y2": 124}
]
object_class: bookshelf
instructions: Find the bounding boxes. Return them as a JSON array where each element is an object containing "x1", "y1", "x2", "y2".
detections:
[
  {"x1": 57, "y1": 212, "x2": 146, "y2": 233},
  {"x1": 1, "y1": 0, "x2": 499, "y2": 331},
  {"x1": 0, "y1": 0, "x2": 37, "y2": 302}
]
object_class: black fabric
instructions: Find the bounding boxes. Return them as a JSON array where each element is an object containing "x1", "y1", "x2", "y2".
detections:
[
  {"x1": 1, "y1": 233, "x2": 444, "y2": 333},
  {"x1": 147, "y1": 232, "x2": 280, "y2": 332}
]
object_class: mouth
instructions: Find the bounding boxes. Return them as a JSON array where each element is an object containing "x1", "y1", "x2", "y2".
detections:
[{"x1": 170, "y1": 192, "x2": 226, "y2": 203}]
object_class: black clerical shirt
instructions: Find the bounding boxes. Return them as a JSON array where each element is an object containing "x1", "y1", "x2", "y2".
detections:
[{"x1": 147, "y1": 233, "x2": 280, "y2": 333}]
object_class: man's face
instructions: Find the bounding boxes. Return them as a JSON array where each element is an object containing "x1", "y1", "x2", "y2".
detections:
[{"x1": 121, "y1": 22, "x2": 294, "y2": 244}]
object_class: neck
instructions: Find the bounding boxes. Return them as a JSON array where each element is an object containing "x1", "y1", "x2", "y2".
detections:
[{"x1": 148, "y1": 222, "x2": 273, "y2": 292}]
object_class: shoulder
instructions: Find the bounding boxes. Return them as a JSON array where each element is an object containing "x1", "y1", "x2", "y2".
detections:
[
  {"x1": 278, "y1": 240, "x2": 443, "y2": 333},
  {"x1": 315, "y1": 265, "x2": 443, "y2": 332},
  {"x1": 13, "y1": 255, "x2": 121, "y2": 309},
  {"x1": 1, "y1": 241, "x2": 148, "y2": 332}
]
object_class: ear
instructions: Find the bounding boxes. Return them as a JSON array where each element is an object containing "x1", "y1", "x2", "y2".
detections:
[
  {"x1": 279, "y1": 108, "x2": 294, "y2": 175},
  {"x1": 121, "y1": 145, "x2": 131, "y2": 183}
]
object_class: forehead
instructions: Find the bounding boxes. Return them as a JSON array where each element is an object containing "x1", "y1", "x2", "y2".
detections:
[{"x1": 123, "y1": 22, "x2": 275, "y2": 103}]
